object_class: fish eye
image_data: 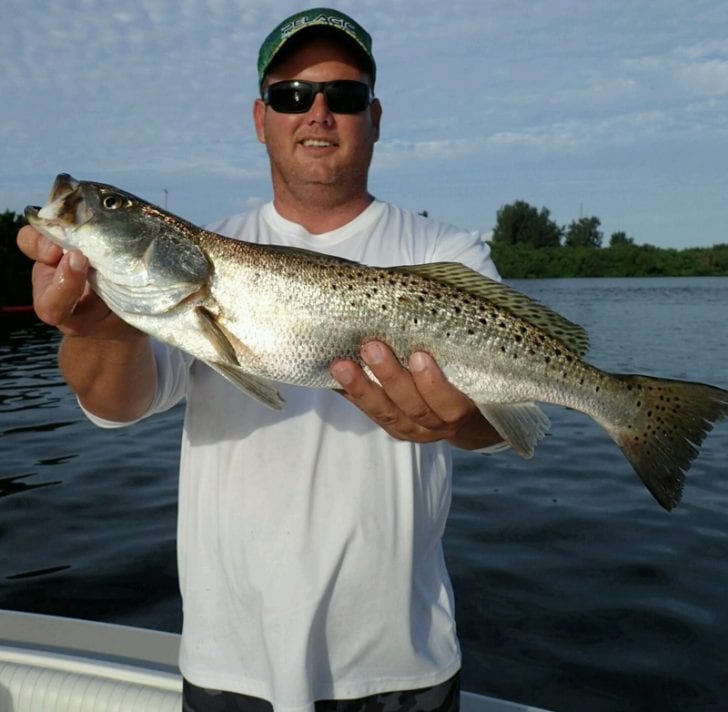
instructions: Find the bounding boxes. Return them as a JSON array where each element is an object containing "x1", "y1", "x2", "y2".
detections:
[{"x1": 102, "y1": 194, "x2": 126, "y2": 210}]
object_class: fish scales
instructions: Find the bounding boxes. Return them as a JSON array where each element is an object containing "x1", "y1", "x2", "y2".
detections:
[
  {"x1": 204, "y1": 234, "x2": 569, "y2": 398},
  {"x1": 26, "y1": 174, "x2": 728, "y2": 510}
]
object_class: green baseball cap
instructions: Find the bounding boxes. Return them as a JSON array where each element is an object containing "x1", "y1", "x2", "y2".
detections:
[{"x1": 257, "y1": 8, "x2": 376, "y2": 88}]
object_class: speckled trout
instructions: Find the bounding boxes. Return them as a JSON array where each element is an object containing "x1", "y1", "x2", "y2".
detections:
[{"x1": 26, "y1": 174, "x2": 728, "y2": 509}]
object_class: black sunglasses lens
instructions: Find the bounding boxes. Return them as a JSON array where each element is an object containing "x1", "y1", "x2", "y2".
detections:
[
  {"x1": 266, "y1": 82, "x2": 314, "y2": 113},
  {"x1": 265, "y1": 81, "x2": 371, "y2": 114},
  {"x1": 325, "y1": 81, "x2": 371, "y2": 113}
]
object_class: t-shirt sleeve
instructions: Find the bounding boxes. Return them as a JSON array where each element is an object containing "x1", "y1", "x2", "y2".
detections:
[
  {"x1": 79, "y1": 340, "x2": 192, "y2": 429},
  {"x1": 427, "y1": 224, "x2": 501, "y2": 282}
]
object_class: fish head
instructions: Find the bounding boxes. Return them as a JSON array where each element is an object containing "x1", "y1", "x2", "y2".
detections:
[
  {"x1": 25, "y1": 173, "x2": 163, "y2": 271},
  {"x1": 26, "y1": 174, "x2": 211, "y2": 315}
]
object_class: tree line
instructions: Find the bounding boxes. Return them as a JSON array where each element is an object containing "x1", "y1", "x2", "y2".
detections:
[
  {"x1": 1, "y1": 211, "x2": 33, "y2": 309},
  {"x1": 488, "y1": 200, "x2": 728, "y2": 278},
  {"x1": 2, "y1": 201, "x2": 727, "y2": 309}
]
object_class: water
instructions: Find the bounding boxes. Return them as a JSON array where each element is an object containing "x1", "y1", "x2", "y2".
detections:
[{"x1": 2, "y1": 277, "x2": 727, "y2": 711}]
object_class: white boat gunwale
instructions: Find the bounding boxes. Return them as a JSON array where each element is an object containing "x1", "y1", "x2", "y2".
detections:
[{"x1": 0, "y1": 609, "x2": 550, "y2": 711}]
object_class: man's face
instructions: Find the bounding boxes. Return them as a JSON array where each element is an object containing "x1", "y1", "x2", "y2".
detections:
[{"x1": 254, "y1": 37, "x2": 382, "y2": 205}]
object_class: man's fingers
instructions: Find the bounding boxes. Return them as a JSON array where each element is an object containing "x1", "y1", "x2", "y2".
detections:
[
  {"x1": 331, "y1": 342, "x2": 465, "y2": 442},
  {"x1": 407, "y1": 351, "x2": 474, "y2": 423},
  {"x1": 18, "y1": 225, "x2": 89, "y2": 326},
  {"x1": 331, "y1": 358, "x2": 404, "y2": 428},
  {"x1": 17, "y1": 226, "x2": 62, "y2": 265},
  {"x1": 361, "y1": 342, "x2": 441, "y2": 429},
  {"x1": 32, "y1": 250, "x2": 90, "y2": 326},
  {"x1": 332, "y1": 342, "x2": 501, "y2": 449}
]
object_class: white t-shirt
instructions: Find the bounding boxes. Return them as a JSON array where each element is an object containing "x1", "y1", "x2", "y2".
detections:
[{"x1": 91, "y1": 200, "x2": 500, "y2": 712}]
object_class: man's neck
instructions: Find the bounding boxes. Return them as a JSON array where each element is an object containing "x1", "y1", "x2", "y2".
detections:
[{"x1": 272, "y1": 192, "x2": 374, "y2": 235}]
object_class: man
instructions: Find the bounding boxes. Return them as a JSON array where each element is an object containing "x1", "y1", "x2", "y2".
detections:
[{"x1": 18, "y1": 8, "x2": 504, "y2": 711}]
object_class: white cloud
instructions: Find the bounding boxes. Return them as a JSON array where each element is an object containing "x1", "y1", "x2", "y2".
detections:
[
  {"x1": 1, "y1": 0, "x2": 728, "y2": 248},
  {"x1": 679, "y1": 59, "x2": 728, "y2": 96}
]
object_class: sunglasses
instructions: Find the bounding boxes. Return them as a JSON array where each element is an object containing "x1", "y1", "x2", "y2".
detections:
[{"x1": 262, "y1": 80, "x2": 374, "y2": 114}]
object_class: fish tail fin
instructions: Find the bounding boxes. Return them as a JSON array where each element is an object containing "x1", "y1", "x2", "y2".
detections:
[{"x1": 607, "y1": 375, "x2": 728, "y2": 510}]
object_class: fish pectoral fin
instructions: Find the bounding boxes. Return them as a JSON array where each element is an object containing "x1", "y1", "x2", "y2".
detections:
[
  {"x1": 206, "y1": 362, "x2": 285, "y2": 410},
  {"x1": 195, "y1": 306, "x2": 285, "y2": 410},
  {"x1": 477, "y1": 402, "x2": 550, "y2": 458},
  {"x1": 195, "y1": 306, "x2": 240, "y2": 365}
]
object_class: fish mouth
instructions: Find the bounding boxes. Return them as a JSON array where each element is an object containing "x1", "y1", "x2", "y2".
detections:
[
  {"x1": 49, "y1": 172, "x2": 80, "y2": 202},
  {"x1": 25, "y1": 173, "x2": 91, "y2": 232}
]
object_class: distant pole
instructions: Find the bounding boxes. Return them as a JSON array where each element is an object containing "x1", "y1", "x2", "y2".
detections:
[{"x1": 163, "y1": 189, "x2": 168, "y2": 210}]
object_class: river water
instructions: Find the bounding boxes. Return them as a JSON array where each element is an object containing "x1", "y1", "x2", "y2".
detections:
[{"x1": 1, "y1": 277, "x2": 727, "y2": 711}]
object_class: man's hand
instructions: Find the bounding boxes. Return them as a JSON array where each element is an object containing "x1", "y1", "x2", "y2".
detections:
[
  {"x1": 16, "y1": 225, "x2": 136, "y2": 340},
  {"x1": 17, "y1": 225, "x2": 156, "y2": 422},
  {"x1": 331, "y1": 341, "x2": 503, "y2": 450}
]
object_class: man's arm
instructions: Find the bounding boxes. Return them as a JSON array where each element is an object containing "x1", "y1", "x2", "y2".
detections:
[
  {"x1": 331, "y1": 341, "x2": 504, "y2": 450},
  {"x1": 17, "y1": 226, "x2": 157, "y2": 423}
]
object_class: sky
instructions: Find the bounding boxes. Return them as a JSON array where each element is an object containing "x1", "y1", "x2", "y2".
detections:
[{"x1": 2, "y1": 0, "x2": 727, "y2": 249}]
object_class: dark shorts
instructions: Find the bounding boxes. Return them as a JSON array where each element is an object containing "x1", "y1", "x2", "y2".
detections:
[{"x1": 182, "y1": 672, "x2": 460, "y2": 712}]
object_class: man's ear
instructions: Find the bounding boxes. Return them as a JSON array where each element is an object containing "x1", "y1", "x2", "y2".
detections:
[
  {"x1": 370, "y1": 98, "x2": 382, "y2": 142},
  {"x1": 253, "y1": 99, "x2": 267, "y2": 144}
]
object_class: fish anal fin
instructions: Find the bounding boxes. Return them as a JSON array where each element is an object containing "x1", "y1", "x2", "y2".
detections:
[{"x1": 477, "y1": 402, "x2": 550, "y2": 458}]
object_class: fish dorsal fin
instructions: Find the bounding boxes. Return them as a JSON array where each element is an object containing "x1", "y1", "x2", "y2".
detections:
[{"x1": 395, "y1": 262, "x2": 590, "y2": 356}]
